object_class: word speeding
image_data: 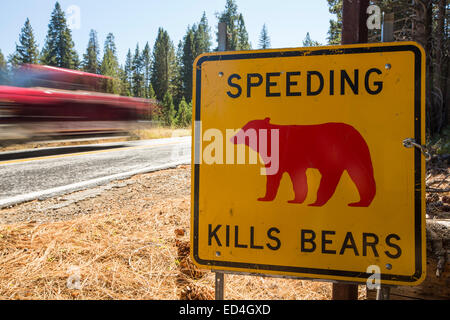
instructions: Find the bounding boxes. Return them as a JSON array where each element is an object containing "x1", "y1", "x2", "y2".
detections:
[{"x1": 226, "y1": 68, "x2": 384, "y2": 98}]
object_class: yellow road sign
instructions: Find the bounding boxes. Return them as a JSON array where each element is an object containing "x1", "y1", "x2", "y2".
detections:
[{"x1": 191, "y1": 42, "x2": 426, "y2": 286}]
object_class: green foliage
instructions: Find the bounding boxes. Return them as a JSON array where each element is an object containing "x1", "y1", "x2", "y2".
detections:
[
  {"x1": 161, "y1": 91, "x2": 176, "y2": 126},
  {"x1": 236, "y1": 14, "x2": 251, "y2": 50},
  {"x1": 132, "y1": 43, "x2": 145, "y2": 98},
  {"x1": 180, "y1": 13, "x2": 212, "y2": 104},
  {"x1": 3, "y1": 1, "x2": 256, "y2": 111},
  {"x1": 302, "y1": 32, "x2": 321, "y2": 47},
  {"x1": 0, "y1": 50, "x2": 6, "y2": 70},
  {"x1": 100, "y1": 33, "x2": 121, "y2": 94},
  {"x1": 0, "y1": 50, "x2": 5, "y2": 68},
  {"x1": 176, "y1": 97, "x2": 192, "y2": 127},
  {"x1": 0, "y1": 50, "x2": 8, "y2": 84},
  {"x1": 258, "y1": 24, "x2": 271, "y2": 49},
  {"x1": 194, "y1": 12, "x2": 212, "y2": 56},
  {"x1": 326, "y1": 0, "x2": 342, "y2": 45},
  {"x1": 142, "y1": 42, "x2": 152, "y2": 99},
  {"x1": 151, "y1": 28, "x2": 177, "y2": 102},
  {"x1": 82, "y1": 29, "x2": 100, "y2": 74},
  {"x1": 171, "y1": 41, "x2": 185, "y2": 107},
  {"x1": 181, "y1": 27, "x2": 195, "y2": 102},
  {"x1": 118, "y1": 65, "x2": 131, "y2": 96},
  {"x1": 147, "y1": 83, "x2": 155, "y2": 99},
  {"x1": 122, "y1": 49, "x2": 133, "y2": 96},
  {"x1": 10, "y1": 18, "x2": 39, "y2": 66},
  {"x1": 41, "y1": 2, "x2": 79, "y2": 69},
  {"x1": 216, "y1": 0, "x2": 251, "y2": 51}
]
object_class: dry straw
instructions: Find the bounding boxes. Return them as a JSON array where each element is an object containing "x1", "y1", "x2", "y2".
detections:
[{"x1": 0, "y1": 166, "x2": 366, "y2": 300}]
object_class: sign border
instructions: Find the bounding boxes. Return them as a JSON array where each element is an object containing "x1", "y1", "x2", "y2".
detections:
[{"x1": 191, "y1": 43, "x2": 425, "y2": 284}]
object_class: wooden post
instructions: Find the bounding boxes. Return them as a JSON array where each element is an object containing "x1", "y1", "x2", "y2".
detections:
[
  {"x1": 341, "y1": 0, "x2": 369, "y2": 45},
  {"x1": 218, "y1": 22, "x2": 227, "y2": 52},
  {"x1": 332, "y1": 0, "x2": 369, "y2": 300},
  {"x1": 332, "y1": 283, "x2": 359, "y2": 300},
  {"x1": 376, "y1": 286, "x2": 391, "y2": 300}
]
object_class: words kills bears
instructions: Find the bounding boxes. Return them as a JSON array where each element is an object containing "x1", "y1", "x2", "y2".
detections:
[{"x1": 208, "y1": 224, "x2": 402, "y2": 259}]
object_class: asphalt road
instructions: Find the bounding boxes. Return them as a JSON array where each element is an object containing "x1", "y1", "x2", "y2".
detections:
[{"x1": 0, "y1": 136, "x2": 191, "y2": 208}]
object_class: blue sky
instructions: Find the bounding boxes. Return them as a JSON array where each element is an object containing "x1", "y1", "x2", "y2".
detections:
[{"x1": 0, "y1": 1, "x2": 334, "y2": 64}]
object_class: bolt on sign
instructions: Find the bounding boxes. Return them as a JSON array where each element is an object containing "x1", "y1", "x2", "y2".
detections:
[{"x1": 190, "y1": 42, "x2": 426, "y2": 286}]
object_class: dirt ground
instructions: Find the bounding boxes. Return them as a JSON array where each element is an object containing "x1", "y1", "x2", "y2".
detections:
[
  {"x1": 0, "y1": 164, "x2": 447, "y2": 300},
  {"x1": 0, "y1": 165, "x2": 362, "y2": 300}
]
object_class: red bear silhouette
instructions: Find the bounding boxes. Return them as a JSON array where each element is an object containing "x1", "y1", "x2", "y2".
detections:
[{"x1": 230, "y1": 118, "x2": 376, "y2": 207}]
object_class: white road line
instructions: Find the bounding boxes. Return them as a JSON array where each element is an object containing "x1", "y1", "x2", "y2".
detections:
[
  {"x1": 0, "y1": 138, "x2": 191, "y2": 166},
  {"x1": 0, "y1": 158, "x2": 191, "y2": 209}
]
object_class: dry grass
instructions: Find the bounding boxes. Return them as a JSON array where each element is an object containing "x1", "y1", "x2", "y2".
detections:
[
  {"x1": 0, "y1": 201, "x2": 182, "y2": 299},
  {"x1": 0, "y1": 165, "x2": 365, "y2": 300},
  {"x1": 0, "y1": 136, "x2": 129, "y2": 153},
  {"x1": 129, "y1": 127, "x2": 191, "y2": 141}
]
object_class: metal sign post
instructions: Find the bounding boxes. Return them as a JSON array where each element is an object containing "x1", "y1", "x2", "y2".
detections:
[
  {"x1": 381, "y1": 13, "x2": 394, "y2": 42},
  {"x1": 374, "y1": 11, "x2": 395, "y2": 300},
  {"x1": 213, "y1": 21, "x2": 227, "y2": 301},
  {"x1": 332, "y1": 0, "x2": 369, "y2": 301},
  {"x1": 215, "y1": 271, "x2": 225, "y2": 300}
]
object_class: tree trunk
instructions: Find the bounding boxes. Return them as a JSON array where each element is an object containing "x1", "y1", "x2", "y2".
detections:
[{"x1": 414, "y1": 0, "x2": 435, "y2": 135}]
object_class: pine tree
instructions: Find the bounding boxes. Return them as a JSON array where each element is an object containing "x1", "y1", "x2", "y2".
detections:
[
  {"x1": 0, "y1": 50, "x2": 6, "y2": 71},
  {"x1": 216, "y1": 0, "x2": 239, "y2": 50},
  {"x1": 131, "y1": 43, "x2": 145, "y2": 97},
  {"x1": 178, "y1": 13, "x2": 212, "y2": 104},
  {"x1": 0, "y1": 50, "x2": 8, "y2": 84},
  {"x1": 176, "y1": 97, "x2": 192, "y2": 127},
  {"x1": 123, "y1": 49, "x2": 133, "y2": 96},
  {"x1": 0, "y1": 50, "x2": 5, "y2": 68},
  {"x1": 181, "y1": 27, "x2": 195, "y2": 103},
  {"x1": 236, "y1": 14, "x2": 251, "y2": 50},
  {"x1": 216, "y1": 0, "x2": 251, "y2": 51},
  {"x1": 151, "y1": 28, "x2": 176, "y2": 102},
  {"x1": 326, "y1": 0, "x2": 343, "y2": 45},
  {"x1": 161, "y1": 91, "x2": 176, "y2": 126},
  {"x1": 41, "y1": 2, "x2": 79, "y2": 69},
  {"x1": 142, "y1": 42, "x2": 152, "y2": 98},
  {"x1": 100, "y1": 33, "x2": 121, "y2": 93},
  {"x1": 82, "y1": 29, "x2": 100, "y2": 74},
  {"x1": 147, "y1": 83, "x2": 155, "y2": 99},
  {"x1": 10, "y1": 18, "x2": 39, "y2": 66},
  {"x1": 172, "y1": 41, "x2": 185, "y2": 107},
  {"x1": 119, "y1": 65, "x2": 131, "y2": 96},
  {"x1": 303, "y1": 32, "x2": 321, "y2": 47},
  {"x1": 194, "y1": 12, "x2": 212, "y2": 55},
  {"x1": 258, "y1": 24, "x2": 271, "y2": 49}
]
